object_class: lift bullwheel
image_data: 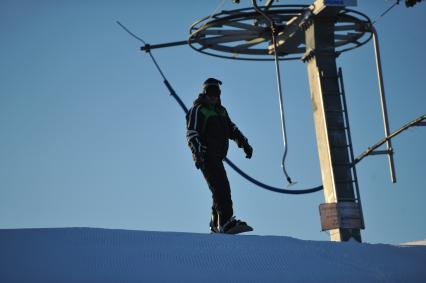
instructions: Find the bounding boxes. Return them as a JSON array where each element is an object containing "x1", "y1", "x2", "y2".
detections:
[{"x1": 188, "y1": 5, "x2": 372, "y2": 61}]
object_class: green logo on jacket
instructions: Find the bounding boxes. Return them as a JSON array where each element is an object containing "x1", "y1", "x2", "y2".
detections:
[{"x1": 200, "y1": 106, "x2": 227, "y2": 134}]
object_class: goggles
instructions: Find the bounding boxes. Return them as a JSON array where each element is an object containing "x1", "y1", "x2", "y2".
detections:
[{"x1": 204, "y1": 85, "x2": 221, "y2": 97}]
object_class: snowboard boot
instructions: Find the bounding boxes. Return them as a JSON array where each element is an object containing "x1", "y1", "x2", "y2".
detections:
[
  {"x1": 209, "y1": 213, "x2": 220, "y2": 234},
  {"x1": 219, "y1": 216, "x2": 253, "y2": 234}
]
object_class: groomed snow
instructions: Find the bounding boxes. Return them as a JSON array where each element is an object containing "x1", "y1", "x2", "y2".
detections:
[
  {"x1": 1, "y1": 228, "x2": 425, "y2": 282},
  {"x1": 401, "y1": 239, "x2": 426, "y2": 246}
]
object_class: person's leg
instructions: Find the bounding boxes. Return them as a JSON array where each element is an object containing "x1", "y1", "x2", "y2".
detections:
[
  {"x1": 209, "y1": 206, "x2": 218, "y2": 232},
  {"x1": 202, "y1": 159, "x2": 233, "y2": 228}
]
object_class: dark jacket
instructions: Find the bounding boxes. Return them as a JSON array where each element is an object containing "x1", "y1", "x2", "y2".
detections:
[{"x1": 186, "y1": 94, "x2": 248, "y2": 161}]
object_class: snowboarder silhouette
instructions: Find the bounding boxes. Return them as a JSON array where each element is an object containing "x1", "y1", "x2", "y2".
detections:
[{"x1": 186, "y1": 78, "x2": 253, "y2": 234}]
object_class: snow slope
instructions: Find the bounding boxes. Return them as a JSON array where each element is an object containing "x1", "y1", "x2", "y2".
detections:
[
  {"x1": 1, "y1": 228, "x2": 425, "y2": 282},
  {"x1": 401, "y1": 239, "x2": 426, "y2": 246}
]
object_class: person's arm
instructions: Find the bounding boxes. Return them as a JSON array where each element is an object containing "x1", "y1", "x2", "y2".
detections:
[
  {"x1": 186, "y1": 105, "x2": 207, "y2": 168},
  {"x1": 225, "y1": 109, "x2": 253, "y2": 159}
]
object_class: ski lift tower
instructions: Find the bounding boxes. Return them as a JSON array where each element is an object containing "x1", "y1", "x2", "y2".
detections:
[
  {"x1": 140, "y1": 0, "x2": 396, "y2": 242},
  {"x1": 301, "y1": 0, "x2": 364, "y2": 242},
  {"x1": 189, "y1": 0, "x2": 370, "y2": 242}
]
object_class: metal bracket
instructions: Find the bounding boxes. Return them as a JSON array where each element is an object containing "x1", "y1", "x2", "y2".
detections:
[
  {"x1": 353, "y1": 114, "x2": 426, "y2": 167},
  {"x1": 301, "y1": 48, "x2": 339, "y2": 62},
  {"x1": 369, "y1": 149, "x2": 393, "y2": 156},
  {"x1": 140, "y1": 40, "x2": 189, "y2": 52},
  {"x1": 142, "y1": 44, "x2": 151, "y2": 52},
  {"x1": 302, "y1": 49, "x2": 316, "y2": 62}
]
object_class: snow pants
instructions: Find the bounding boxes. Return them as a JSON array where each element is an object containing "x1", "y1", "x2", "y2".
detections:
[{"x1": 201, "y1": 157, "x2": 233, "y2": 226}]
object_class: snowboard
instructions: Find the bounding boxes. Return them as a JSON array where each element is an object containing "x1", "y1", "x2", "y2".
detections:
[
  {"x1": 225, "y1": 224, "x2": 253, "y2": 235},
  {"x1": 210, "y1": 224, "x2": 253, "y2": 235}
]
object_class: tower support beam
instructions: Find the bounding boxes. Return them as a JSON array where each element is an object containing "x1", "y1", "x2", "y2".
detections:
[{"x1": 304, "y1": 8, "x2": 362, "y2": 242}]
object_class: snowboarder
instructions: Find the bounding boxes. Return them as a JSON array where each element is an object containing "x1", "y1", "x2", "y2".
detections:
[{"x1": 186, "y1": 78, "x2": 253, "y2": 234}]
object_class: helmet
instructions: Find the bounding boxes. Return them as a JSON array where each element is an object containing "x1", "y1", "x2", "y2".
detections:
[
  {"x1": 203, "y1": 78, "x2": 222, "y2": 88},
  {"x1": 203, "y1": 78, "x2": 222, "y2": 96}
]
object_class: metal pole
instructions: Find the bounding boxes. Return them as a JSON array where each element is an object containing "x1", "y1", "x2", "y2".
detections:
[
  {"x1": 274, "y1": 39, "x2": 293, "y2": 184},
  {"x1": 252, "y1": 0, "x2": 293, "y2": 184},
  {"x1": 140, "y1": 40, "x2": 189, "y2": 52},
  {"x1": 371, "y1": 25, "x2": 397, "y2": 183}
]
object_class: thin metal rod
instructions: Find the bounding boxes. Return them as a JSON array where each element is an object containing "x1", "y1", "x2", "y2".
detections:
[
  {"x1": 353, "y1": 114, "x2": 426, "y2": 165},
  {"x1": 274, "y1": 39, "x2": 293, "y2": 184},
  {"x1": 252, "y1": 0, "x2": 293, "y2": 184},
  {"x1": 116, "y1": 21, "x2": 189, "y2": 52},
  {"x1": 372, "y1": 0, "x2": 399, "y2": 25},
  {"x1": 371, "y1": 25, "x2": 397, "y2": 183},
  {"x1": 369, "y1": 150, "x2": 391, "y2": 155},
  {"x1": 140, "y1": 40, "x2": 189, "y2": 52}
]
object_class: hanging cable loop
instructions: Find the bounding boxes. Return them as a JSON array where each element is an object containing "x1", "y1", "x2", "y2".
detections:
[{"x1": 117, "y1": 21, "x2": 323, "y2": 195}]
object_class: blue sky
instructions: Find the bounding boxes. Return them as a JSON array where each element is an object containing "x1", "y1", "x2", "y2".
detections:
[{"x1": 0, "y1": 1, "x2": 425, "y2": 244}]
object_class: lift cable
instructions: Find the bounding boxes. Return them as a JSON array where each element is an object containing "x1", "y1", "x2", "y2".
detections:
[
  {"x1": 117, "y1": 20, "x2": 323, "y2": 195},
  {"x1": 207, "y1": 0, "x2": 229, "y2": 21},
  {"x1": 372, "y1": 1, "x2": 400, "y2": 25}
]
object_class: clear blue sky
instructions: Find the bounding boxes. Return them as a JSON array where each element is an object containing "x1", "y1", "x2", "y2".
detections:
[{"x1": 0, "y1": 0, "x2": 425, "y2": 244}]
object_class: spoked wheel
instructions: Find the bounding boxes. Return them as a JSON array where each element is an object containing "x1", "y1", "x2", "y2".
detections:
[{"x1": 188, "y1": 5, "x2": 372, "y2": 61}]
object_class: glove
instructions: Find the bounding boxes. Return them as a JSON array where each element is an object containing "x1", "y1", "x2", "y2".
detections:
[
  {"x1": 194, "y1": 151, "x2": 206, "y2": 170},
  {"x1": 243, "y1": 143, "x2": 253, "y2": 159}
]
